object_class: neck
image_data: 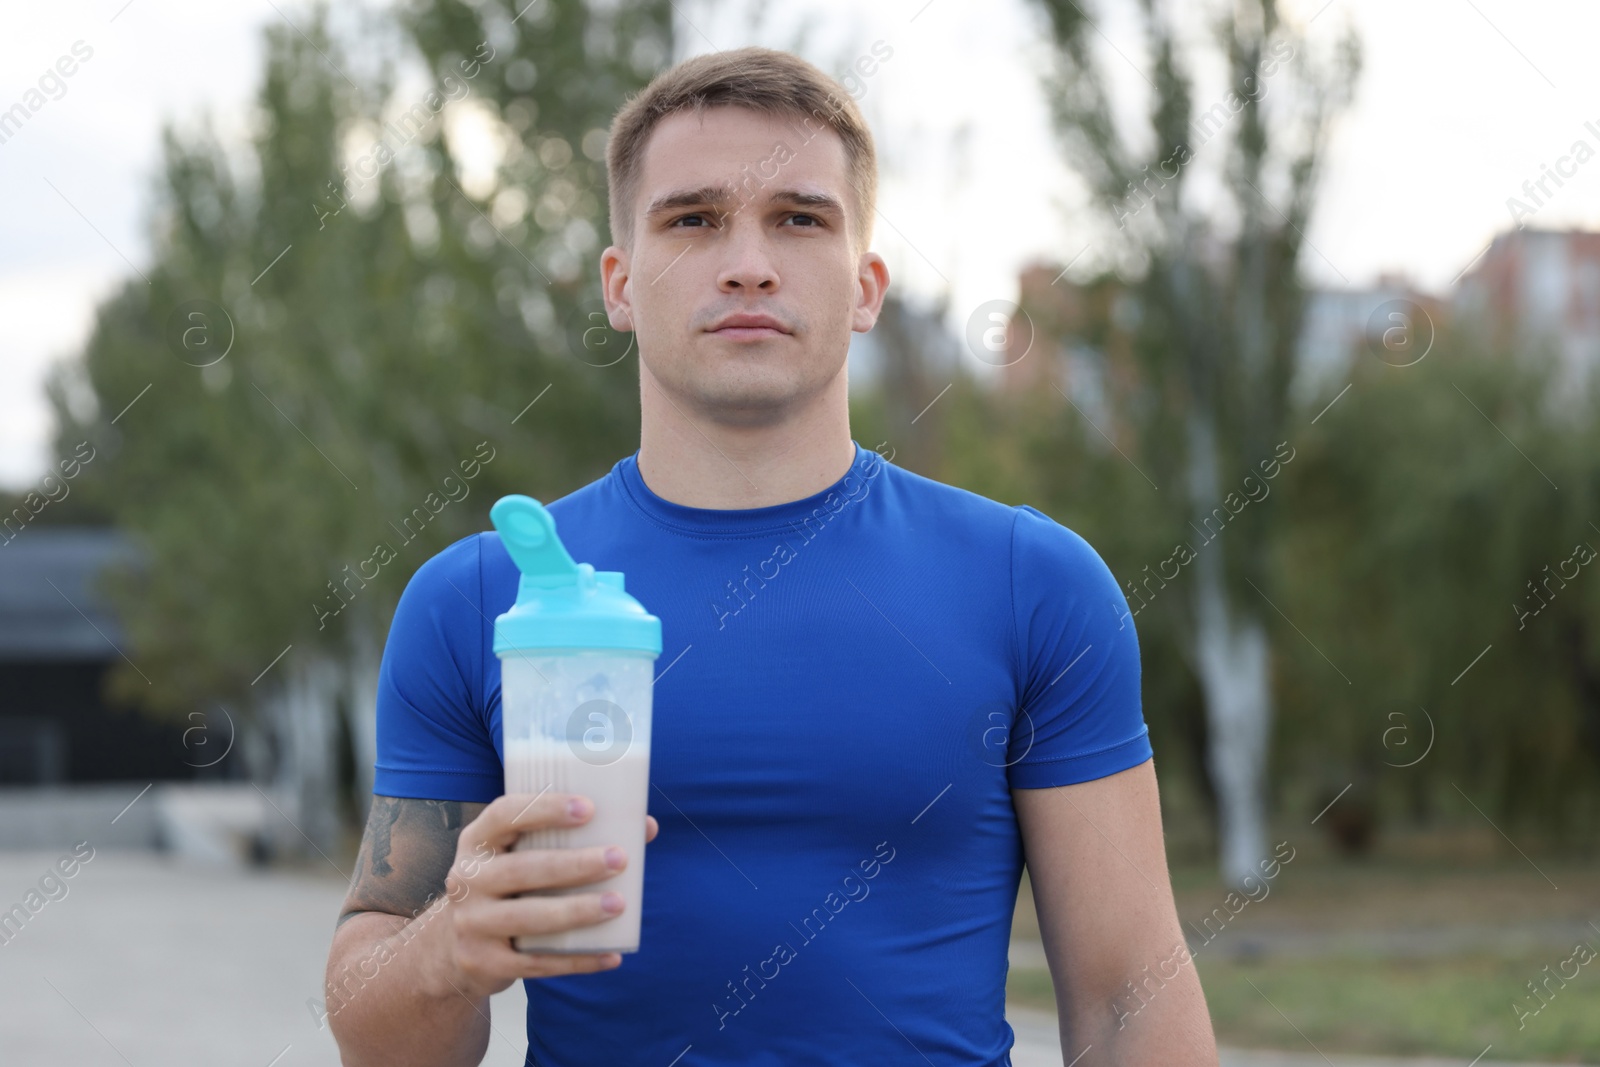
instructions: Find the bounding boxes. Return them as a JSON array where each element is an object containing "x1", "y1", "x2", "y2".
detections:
[{"x1": 635, "y1": 363, "x2": 856, "y2": 510}]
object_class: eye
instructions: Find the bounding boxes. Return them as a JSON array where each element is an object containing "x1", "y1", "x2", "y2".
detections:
[
  {"x1": 784, "y1": 213, "x2": 821, "y2": 227},
  {"x1": 669, "y1": 212, "x2": 716, "y2": 228}
]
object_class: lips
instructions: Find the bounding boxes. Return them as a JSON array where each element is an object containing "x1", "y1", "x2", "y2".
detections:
[{"x1": 708, "y1": 313, "x2": 790, "y2": 339}]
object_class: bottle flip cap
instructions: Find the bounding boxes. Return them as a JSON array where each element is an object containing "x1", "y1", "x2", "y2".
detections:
[{"x1": 489, "y1": 494, "x2": 662, "y2": 657}]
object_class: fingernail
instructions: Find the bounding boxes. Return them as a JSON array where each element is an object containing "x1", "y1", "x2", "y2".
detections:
[
  {"x1": 567, "y1": 797, "x2": 591, "y2": 819},
  {"x1": 604, "y1": 846, "x2": 626, "y2": 870},
  {"x1": 601, "y1": 891, "x2": 625, "y2": 913}
]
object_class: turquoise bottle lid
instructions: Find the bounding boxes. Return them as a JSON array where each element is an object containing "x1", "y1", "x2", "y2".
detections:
[{"x1": 489, "y1": 494, "x2": 661, "y2": 657}]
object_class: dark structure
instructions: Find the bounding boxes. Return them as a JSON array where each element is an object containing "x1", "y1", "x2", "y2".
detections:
[{"x1": 0, "y1": 528, "x2": 200, "y2": 785}]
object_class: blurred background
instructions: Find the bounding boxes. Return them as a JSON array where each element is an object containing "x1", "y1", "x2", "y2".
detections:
[{"x1": 3, "y1": 0, "x2": 1599, "y2": 1062}]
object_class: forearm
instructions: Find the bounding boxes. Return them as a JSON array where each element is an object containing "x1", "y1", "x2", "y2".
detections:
[{"x1": 324, "y1": 908, "x2": 491, "y2": 1067}]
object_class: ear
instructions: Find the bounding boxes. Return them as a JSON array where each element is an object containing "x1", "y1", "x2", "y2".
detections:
[
  {"x1": 601, "y1": 245, "x2": 634, "y2": 331},
  {"x1": 851, "y1": 250, "x2": 891, "y2": 333}
]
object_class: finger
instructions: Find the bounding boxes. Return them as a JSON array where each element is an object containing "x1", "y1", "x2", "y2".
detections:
[
  {"x1": 466, "y1": 891, "x2": 626, "y2": 941},
  {"x1": 471, "y1": 844, "x2": 625, "y2": 897},
  {"x1": 456, "y1": 943, "x2": 621, "y2": 989},
  {"x1": 507, "y1": 949, "x2": 623, "y2": 979},
  {"x1": 645, "y1": 815, "x2": 658, "y2": 843},
  {"x1": 465, "y1": 792, "x2": 594, "y2": 851}
]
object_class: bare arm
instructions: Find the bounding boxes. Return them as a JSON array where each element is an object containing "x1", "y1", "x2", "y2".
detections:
[
  {"x1": 1014, "y1": 759, "x2": 1219, "y2": 1065},
  {"x1": 323, "y1": 793, "x2": 657, "y2": 1067}
]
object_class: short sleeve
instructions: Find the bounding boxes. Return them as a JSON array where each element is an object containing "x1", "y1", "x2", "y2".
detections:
[
  {"x1": 372, "y1": 533, "x2": 504, "y2": 802},
  {"x1": 1007, "y1": 505, "x2": 1152, "y2": 788}
]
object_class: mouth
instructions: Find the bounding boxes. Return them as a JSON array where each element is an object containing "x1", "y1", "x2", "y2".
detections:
[
  {"x1": 711, "y1": 326, "x2": 787, "y2": 341},
  {"x1": 707, "y1": 314, "x2": 791, "y2": 342}
]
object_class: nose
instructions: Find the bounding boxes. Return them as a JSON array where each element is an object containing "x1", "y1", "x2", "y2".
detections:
[{"x1": 715, "y1": 216, "x2": 780, "y2": 294}]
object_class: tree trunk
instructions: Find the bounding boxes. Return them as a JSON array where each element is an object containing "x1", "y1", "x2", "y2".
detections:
[
  {"x1": 345, "y1": 624, "x2": 383, "y2": 825},
  {"x1": 1187, "y1": 412, "x2": 1272, "y2": 887},
  {"x1": 1193, "y1": 564, "x2": 1271, "y2": 886},
  {"x1": 262, "y1": 653, "x2": 345, "y2": 861}
]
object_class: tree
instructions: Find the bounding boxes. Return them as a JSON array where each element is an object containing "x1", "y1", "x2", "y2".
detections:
[
  {"x1": 1028, "y1": 0, "x2": 1360, "y2": 883},
  {"x1": 1276, "y1": 330, "x2": 1600, "y2": 847},
  {"x1": 44, "y1": 0, "x2": 670, "y2": 857}
]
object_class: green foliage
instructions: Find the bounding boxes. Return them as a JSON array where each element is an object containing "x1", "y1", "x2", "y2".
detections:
[
  {"x1": 44, "y1": 1, "x2": 671, "y2": 721},
  {"x1": 1276, "y1": 337, "x2": 1600, "y2": 842}
]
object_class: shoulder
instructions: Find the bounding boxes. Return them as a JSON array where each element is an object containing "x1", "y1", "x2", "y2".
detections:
[
  {"x1": 406, "y1": 530, "x2": 482, "y2": 591},
  {"x1": 871, "y1": 459, "x2": 1021, "y2": 543},
  {"x1": 392, "y1": 531, "x2": 486, "y2": 630},
  {"x1": 1010, "y1": 504, "x2": 1111, "y2": 576},
  {"x1": 1008, "y1": 504, "x2": 1125, "y2": 629},
  {"x1": 875, "y1": 461, "x2": 1110, "y2": 575},
  {"x1": 378, "y1": 534, "x2": 491, "y2": 726}
]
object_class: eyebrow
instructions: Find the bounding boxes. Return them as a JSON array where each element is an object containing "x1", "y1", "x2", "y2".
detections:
[{"x1": 643, "y1": 185, "x2": 846, "y2": 222}]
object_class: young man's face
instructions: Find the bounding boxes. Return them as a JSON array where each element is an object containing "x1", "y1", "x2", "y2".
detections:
[{"x1": 601, "y1": 106, "x2": 889, "y2": 427}]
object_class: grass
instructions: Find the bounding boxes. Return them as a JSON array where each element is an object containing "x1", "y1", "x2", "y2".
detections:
[
  {"x1": 1009, "y1": 857, "x2": 1600, "y2": 1061},
  {"x1": 1007, "y1": 953, "x2": 1600, "y2": 1061}
]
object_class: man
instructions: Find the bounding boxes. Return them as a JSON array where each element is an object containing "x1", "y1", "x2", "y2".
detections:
[{"x1": 326, "y1": 45, "x2": 1218, "y2": 1066}]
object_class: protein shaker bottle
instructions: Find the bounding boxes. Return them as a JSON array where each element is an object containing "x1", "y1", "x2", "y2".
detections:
[{"x1": 489, "y1": 494, "x2": 662, "y2": 954}]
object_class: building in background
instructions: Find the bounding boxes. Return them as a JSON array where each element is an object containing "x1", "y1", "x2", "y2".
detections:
[
  {"x1": 1003, "y1": 225, "x2": 1600, "y2": 409},
  {"x1": 1454, "y1": 227, "x2": 1600, "y2": 398},
  {"x1": 1293, "y1": 275, "x2": 1448, "y2": 400},
  {"x1": 1002, "y1": 262, "x2": 1142, "y2": 453},
  {"x1": 0, "y1": 529, "x2": 197, "y2": 786}
]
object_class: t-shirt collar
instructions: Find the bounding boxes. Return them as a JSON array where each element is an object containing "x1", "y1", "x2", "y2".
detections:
[{"x1": 615, "y1": 439, "x2": 878, "y2": 538}]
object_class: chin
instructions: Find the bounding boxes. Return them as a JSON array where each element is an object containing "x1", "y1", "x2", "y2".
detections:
[
  {"x1": 687, "y1": 376, "x2": 816, "y2": 422},
  {"x1": 703, "y1": 383, "x2": 801, "y2": 412}
]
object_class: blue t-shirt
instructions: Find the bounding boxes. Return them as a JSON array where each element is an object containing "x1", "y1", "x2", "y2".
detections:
[{"x1": 374, "y1": 439, "x2": 1152, "y2": 1066}]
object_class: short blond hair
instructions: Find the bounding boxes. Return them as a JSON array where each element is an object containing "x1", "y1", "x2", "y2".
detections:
[{"x1": 605, "y1": 46, "x2": 878, "y2": 252}]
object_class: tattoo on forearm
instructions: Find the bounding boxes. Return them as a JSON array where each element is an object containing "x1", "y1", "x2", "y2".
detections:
[
  {"x1": 368, "y1": 796, "x2": 404, "y2": 878},
  {"x1": 336, "y1": 796, "x2": 480, "y2": 928}
]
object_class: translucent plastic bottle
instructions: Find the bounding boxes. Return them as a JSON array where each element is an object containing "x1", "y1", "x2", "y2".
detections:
[{"x1": 489, "y1": 494, "x2": 662, "y2": 954}]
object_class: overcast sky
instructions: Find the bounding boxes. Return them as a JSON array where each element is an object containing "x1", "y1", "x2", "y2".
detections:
[{"x1": 4, "y1": 0, "x2": 1598, "y2": 488}]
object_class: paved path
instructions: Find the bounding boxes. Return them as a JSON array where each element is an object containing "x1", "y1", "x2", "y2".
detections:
[
  {"x1": 0, "y1": 848, "x2": 528, "y2": 1066},
  {"x1": 0, "y1": 850, "x2": 1587, "y2": 1066},
  {"x1": 1010, "y1": 918, "x2": 1600, "y2": 968}
]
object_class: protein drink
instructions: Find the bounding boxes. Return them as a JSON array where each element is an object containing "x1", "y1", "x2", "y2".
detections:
[{"x1": 489, "y1": 494, "x2": 662, "y2": 954}]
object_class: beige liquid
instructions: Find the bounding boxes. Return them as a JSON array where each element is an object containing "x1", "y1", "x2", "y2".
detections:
[{"x1": 503, "y1": 739, "x2": 651, "y2": 953}]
